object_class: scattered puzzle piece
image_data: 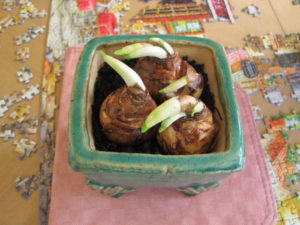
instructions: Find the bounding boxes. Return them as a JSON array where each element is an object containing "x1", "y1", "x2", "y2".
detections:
[
  {"x1": 20, "y1": 117, "x2": 39, "y2": 135},
  {"x1": 19, "y1": 0, "x2": 46, "y2": 19},
  {"x1": 45, "y1": 95, "x2": 57, "y2": 120},
  {"x1": 11, "y1": 14, "x2": 25, "y2": 25},
  {"x1": 0, "y1": 0, "x2": 48, "y2": 33},
  {"x1": 244, "y1": 33, "x2": 300, "y2": 56},
  {"x1": 0, "y1": 99, "x2": 5, "y2": 106},
  {"x1": 0, "y1": 129, "x2": 15, "y2": 141},
  {"x1": 264, "y1": 87, "x2": 287, "y2": 106},
  {"x1": 278, "y1": 195, "x2": 300, "y2": 224},
  {"x1": 288, "y1": 73, "x2": 300, "y2": 102},
  {"x1": 14, "y1": 137, "x2": 36, "y2": 159},
  {"x1": 241, "y1": 60, "x2": 258, "y2": 78},
  {"x1": 15, "y1": 33, "x2": 31, "y2": 45},
  {"x1": 9, "y1": 105, "x2": 31, "y2": 122},
  {"x1": 252, "y1": 105, "x2": 264, "y2": 120},
  {"x1": 51, "y1": 61, "x2": 62, "y2": 77},
  {"x1": 0, "y1": 85, "x2": 40, "y2": 118},
  {"x1": 21, "y1": 84, "x2": 40, "y2": 100},
  {"x1": 2, "y1": 16, "x2": 14, "y2": 28},
  {"x1": 31, "y1": 9, "x2": 48, "y2": 18},
  {"x1": 267, "y1": 110, "x2": 300, "y2": 132},
  {"x1": 16, "y1": 47, "x2": 30, "y2": 62},
  {"x1": 15, "y1": 26, "x2": 46, "y2": 45},
  {"x1": 286, "y1": 172, "x2": 300, "y2": 185},
  {"x1": 4, "y1": 92, "x2": 22, "y2": 108},
  {"x1": 2, "y1": 0, "x2": 16, "y2": 11},
  {"x1": 287, "y1": 144, "x2": 300, "y2": 163},
  {"x1": 242, "y1": 5, "x2": 260, "y2": 18},
  {"x1": 16, "y1": 67, "x2": 33, "y2": 83},
  {"x1": 28, "y1": 26, "x2": 46, "y2": 38},
  {"x1": 15, "y1": 175, "x2": 38, "y2": 199},
  {"x1": 0, "y1": 14, "x2": 10, "y2": 33},
  {"x1": 0, "y1": 104, "x2": 9, "y2": 117},
  {"x1": 1, "y1": 117, "x2": 39, "y2": 136}
]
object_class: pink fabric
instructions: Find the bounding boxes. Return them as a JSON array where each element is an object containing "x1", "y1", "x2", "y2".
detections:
[{"x1": 48, "y1": 47, "x2": 277, "y2": 225}]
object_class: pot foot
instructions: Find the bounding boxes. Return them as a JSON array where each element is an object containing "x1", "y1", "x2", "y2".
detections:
[
  {"x1": 176, "y1": 181, "x2": 220, "y2": 196},
  {"x1": 87, "y1": 180, "x2": 136, "y2": 198}
]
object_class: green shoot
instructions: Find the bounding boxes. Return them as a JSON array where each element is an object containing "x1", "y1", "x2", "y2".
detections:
[
  {"x1": 149, "y1": 37, "x2": 174, "y2": 55},
  {"x1": 114, "y1": 43, "x2": 152, "y2": 55},
  {"x1": 99, "y1": 50, "x2": 146, "y2": 91},
  {"x1": 191, "y1": 102, "x2": 204, "y2": 117},
  {"x1": 159, "y1": 112, "x2": 186, "y2": 133},
  {"x1": 141, "y1": 97, "x2": 181, "y2": 133},
  {"x1": 125, "y1": 46, "x2": 167, "y2": 59},
  {"x1": 159, "y1": 76, "x2": 188, "y2": 94}
]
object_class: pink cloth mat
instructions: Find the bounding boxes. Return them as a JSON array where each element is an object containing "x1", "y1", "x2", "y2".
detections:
[{"x1": 48, "y1": 47, "x2": 277, "y2": 225}]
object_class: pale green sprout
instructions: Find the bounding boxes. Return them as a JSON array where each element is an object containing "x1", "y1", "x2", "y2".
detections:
[
  {"x1": 159, "y1": 76, "x2": 188, "y2": 94},
  {"x1": 158, "y1": 101, "x2": 205, "y2": 132},
  {"x1": 141, "y1": 97, "x2": 181, "y2": 133},
  {"x1": 159, "y1": 112, "x2": 186, "y2": 133},
  {"x1": 191, "y1": 101, "x2": 204, "y2": 117},
  {"x1": 124, "y1": 46, "x2": 167, "y2": 59},
  {"x1": 142, "y1": 96, "x2": 205, "y2": 133},
  {"x1": 149, "y1": 37, "x2": 174, "y2": 55},
  {"x1": 99, "y1": 50, "x2": 146, "y2": 91},
  {"x1": 114, "y1": 43, "x2": 152, "y2": 55}
]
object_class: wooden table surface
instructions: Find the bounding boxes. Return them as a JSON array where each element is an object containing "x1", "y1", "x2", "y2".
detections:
[
  {"x1": 0, "y1": 0, "x2": 299, "y2": 224},
  {"x1": 0, "y1": 1, "x2": 50, "y2": 224}
]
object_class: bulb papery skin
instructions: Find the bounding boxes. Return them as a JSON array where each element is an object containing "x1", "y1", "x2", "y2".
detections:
[
  {"x1": 134, "y1": 52, "x2": 204, "y2": 103},
  {"x1": 134, "y1": 52, "x2": 184, "y2": 102},
  {"x1": 157, "y1": 103, "x2": 218, "y2": 155},
  {"x1": 100, "y1": 86, "x2": 157, "y2": 145}
]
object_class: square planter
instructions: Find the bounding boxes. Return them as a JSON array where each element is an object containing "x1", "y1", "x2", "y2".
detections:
[{"x1": 68, "y1": 35, "x2": 245, "y2": 197}]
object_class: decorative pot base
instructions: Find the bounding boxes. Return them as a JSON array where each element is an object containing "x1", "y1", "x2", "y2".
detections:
[
  {"x1": 176, "y1": 181, "x2": 220, "y2": 196},
  {"x1": 87, "y1": 180, "x2": 136, "y2": 198},
  {"x1": 87, "y1": 180, "x2": 219, "y2": 198}
]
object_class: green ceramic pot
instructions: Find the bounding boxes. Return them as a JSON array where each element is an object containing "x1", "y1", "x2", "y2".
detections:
[{"x1": 68, "y1": 35, "x2": 245, "y2": 198}]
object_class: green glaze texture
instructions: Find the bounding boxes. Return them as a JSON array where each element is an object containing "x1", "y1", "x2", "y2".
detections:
[{"x1": 68, "y1": 35, "x2": 245, "y2": 196}]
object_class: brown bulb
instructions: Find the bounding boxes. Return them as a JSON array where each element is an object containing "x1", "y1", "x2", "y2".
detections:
[
  {"x1": 157, "y1": 103, "x2": 217, "y2": 155},
  {"x1": 100, "y1": 86, "x2": 157, "y2": 145},
  {"x1": 134, "y1": 52, "x2": 204, "y2": 103}
]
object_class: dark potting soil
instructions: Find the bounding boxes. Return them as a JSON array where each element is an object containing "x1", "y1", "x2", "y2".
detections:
[{"x1": 91, "y1": 58, "x2": 216, "y2": 154}]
